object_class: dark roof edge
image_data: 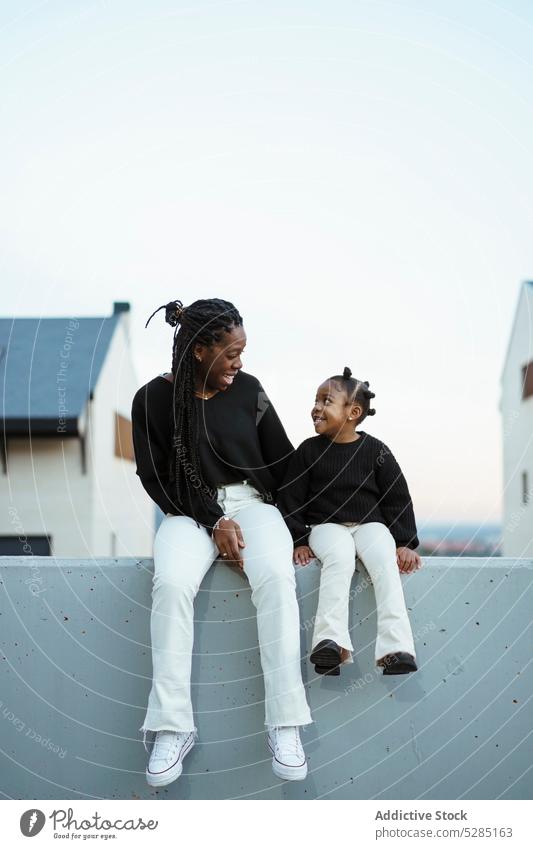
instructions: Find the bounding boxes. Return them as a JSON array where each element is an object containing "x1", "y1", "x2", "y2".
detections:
[{"x1": 1, "y1": 418, "x2": 80, "y2": 436}]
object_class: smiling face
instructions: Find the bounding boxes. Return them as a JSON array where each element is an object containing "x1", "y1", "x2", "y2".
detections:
[
  {"x1": 193, "y1": 324, "x2": 247, "y2": 392},
  {"x1": 311, "y1": 379, "x2": 363, "y2": 441}
]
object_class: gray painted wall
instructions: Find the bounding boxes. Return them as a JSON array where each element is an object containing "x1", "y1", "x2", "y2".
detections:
[{"x1": 1, "y1": 556, "x2": 531, "y2": 800}]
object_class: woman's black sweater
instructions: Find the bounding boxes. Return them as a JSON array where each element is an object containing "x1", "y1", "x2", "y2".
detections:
[
  {"x1": 131, "y1": 370, "x2": 294, "y2": 534},
  {"x1": 277, "y1": 432, "x2": 419, "y2": 549}
]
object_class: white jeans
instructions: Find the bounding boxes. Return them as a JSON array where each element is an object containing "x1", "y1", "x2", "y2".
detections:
[
  {"x1": 308, "y1": 521, "x2": 416, "y2": 664},
  {"x1": 139, "y1": 481, "x2": 312, "y2": 740}
]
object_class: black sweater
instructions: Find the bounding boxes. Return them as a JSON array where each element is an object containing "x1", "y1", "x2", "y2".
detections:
[
  {"x1": 131, "y1": 370, "x2": 294, "y2": 534},
  {"x1": 277, "y1": 432, "x2": 419, "y2": 549}
]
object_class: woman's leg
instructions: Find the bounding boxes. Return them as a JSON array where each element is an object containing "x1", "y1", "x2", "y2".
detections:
[
  {"x1": 139, "y1": 515, "x2": 218, "y2": 735},
  {"x1": 228, "y1": 501, "x2": 312, "y2": 728},
  {"x1": 351, "y1": 522, "x2": 416, "y2": 663},
  {"x1": 308, "y1": 523, "x2": 357, "y2": 654}
]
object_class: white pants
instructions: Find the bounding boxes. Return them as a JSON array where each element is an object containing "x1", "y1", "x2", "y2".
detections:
[
  {"x1": 308, "y1": 521, "x2": 416, "y2": 664},
  {"x1": 139, "y1": 481, "x2": 312, "y2": 739}
]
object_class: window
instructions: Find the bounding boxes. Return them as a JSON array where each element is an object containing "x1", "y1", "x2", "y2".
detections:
[
  {"x1": 522, "y1": 471, "x2": 529, "y2": 505},
  {"x1": 521, "y1": 362, "x2": 533, "y2": 400},
  {"x1": 114, "y1": 412, "x2": 135, "y2": 461},
  {"x1": 0, "y1": 535, "x2": 51, "y2": 556}
]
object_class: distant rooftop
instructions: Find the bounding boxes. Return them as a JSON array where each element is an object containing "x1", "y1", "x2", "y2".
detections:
[{"x1": 0, "y1": 302, "x2": 129, "y2": 436}]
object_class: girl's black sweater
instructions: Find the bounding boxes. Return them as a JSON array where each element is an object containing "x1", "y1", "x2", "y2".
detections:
[
  {"x1": 277, "y1": 432, "x2": 419, "y2": 549},
  {"x1": 131, "y1": 370, "x2": 294, "y2": 534}
]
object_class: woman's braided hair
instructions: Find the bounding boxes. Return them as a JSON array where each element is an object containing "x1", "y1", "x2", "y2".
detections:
[
  {"x1": 330, "y1": 366, "x2": 376, "y2": 422},
  {"x1": 145, "y1": 298, "x2": 243, "y2": 516}
]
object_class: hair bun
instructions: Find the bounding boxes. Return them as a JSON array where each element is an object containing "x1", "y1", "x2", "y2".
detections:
[
  {"x1": 165, "y1": 300, "x2": 185, "y2": 327},
  {"x1": 342, "y1": 366, "x2": 352, "y2": 380},
  {"x1": 368, "y1": 408, "x2": 376, "y2": 416},
  {"x1": 144, "y1": 299, "x2": 185, "y2": 329}
]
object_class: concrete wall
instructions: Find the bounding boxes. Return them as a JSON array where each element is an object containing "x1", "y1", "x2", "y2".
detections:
[{"x1": 0, "y1": 555, "x2": 531, "y2": 800}]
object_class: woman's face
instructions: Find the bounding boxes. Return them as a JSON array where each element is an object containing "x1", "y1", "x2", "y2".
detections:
[{"x1": 194, "y1": 325, "x2": 247, "y2": 392}]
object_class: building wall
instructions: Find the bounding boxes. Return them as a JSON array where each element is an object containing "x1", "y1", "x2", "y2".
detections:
[
  {"x1": 0, "y1": 437, "x2": 93, "y2": 557},
  {"x1": 501, "y1": 284, "x2": 533, "y2": 556},
  {"x1": 1, "y1": 313, "x2": 155, "y2": 558},
  {"x1": 88, "y1": 315, "x2": 155, "y2": 558}
]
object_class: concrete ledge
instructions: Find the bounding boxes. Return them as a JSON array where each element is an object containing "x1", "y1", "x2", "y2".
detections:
[{"x1": 0, "y1": 556, "x2": 532, "y2": 800}]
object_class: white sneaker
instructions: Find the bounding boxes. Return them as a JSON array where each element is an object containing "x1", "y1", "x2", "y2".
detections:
[
  {"x1": 145, "y1": 730, "x2": 195, "y2": 787},
  {"x1": 267, "y1": 726, "x2": 308, "y2": 781}
]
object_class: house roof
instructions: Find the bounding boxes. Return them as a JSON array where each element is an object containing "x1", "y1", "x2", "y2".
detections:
[{"x1": 0, "y1": 303, "x2": 128, "y2": 436}]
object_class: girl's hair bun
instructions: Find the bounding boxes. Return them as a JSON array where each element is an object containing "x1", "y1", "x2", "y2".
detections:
[{"x1": 329, "y1": 368, "x2": 376, "y2": 423}]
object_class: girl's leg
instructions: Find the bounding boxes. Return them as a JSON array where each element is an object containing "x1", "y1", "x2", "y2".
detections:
[
  {"x1": 351, "y1": 522, "x2": 415, "y2": 663},
  {"x1": 139, "y1": 515, "x2": 218, "y2": 736},
  {"x1": 228, "y1": 501, "x2": 312, "y2": 728},
  {"x1": 308, "y1": 523, "x2": 357, "y2": 654}
]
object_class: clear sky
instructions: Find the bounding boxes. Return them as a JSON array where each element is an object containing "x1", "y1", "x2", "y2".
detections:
[{"x1": 2, "y1": 0, "x2": 532, "y2": 525}]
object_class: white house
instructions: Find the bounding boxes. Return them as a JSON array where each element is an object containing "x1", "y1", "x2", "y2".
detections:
[
  {"x1": 500, "y1": 281, "x2": 533, "y2": 557},
  {"x1": 0, "y1": 302, "x2": 156, "y2": 557}
]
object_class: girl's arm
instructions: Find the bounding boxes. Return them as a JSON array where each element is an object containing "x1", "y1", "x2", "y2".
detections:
[
  {"x1": 374, "y1": 442, "x2": 419, "y2": 550},
  {"x1": 276, "y1": 444, "x2": 312, "y2": 546},
  {"x1": 256, "y1": 381, "x2": 295, "y2": 491}
]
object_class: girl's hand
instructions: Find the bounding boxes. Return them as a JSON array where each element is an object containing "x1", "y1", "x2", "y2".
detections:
[
  {"x1": 214, "y1": 518, "x2": 246, "y2": 569},
  {"x1": 294, "y1": 545, "x2": 315, "y2": 566},
  {"x1": 396, "y1": 547, "x2": 421, "y2": 574}
]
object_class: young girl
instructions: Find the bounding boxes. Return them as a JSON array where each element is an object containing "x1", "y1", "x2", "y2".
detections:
[{"x1": 277, "y1": 367, "x2": 421, "y2": 677}]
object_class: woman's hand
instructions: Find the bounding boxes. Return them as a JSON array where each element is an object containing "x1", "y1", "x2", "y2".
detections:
[
  {"x1": 214, "y1": 517, "x2": 246, "y2": 569},
  {"x1": 396, "y1": 546, "x2": 422, "y2": 574},
  {"x1": 294, "y1": 545, "x2": 315, "y2": 566}
]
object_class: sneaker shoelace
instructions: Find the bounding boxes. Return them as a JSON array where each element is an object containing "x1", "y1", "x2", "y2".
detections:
[
  {"x1": 271, "y1": 726, "x2": 302, "y2": 757},
  {"x1": 152, "y1": 730, "x2": 187, "y2": 760}
]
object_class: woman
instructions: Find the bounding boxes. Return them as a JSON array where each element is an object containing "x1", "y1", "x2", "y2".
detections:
[{"x1": 131, "y1": 297, "x2": 312, "y2": 787}]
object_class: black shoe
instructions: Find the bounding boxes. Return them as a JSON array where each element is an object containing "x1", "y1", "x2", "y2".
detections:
[
  {"x1": 310, "y1": 640, "x2": 342, "y2": 676},
  {"x1": 378, "y1": 652, "x2": 417, "y2": 675},
  {"x1": 315, "y1": 665, "x2": 340, "y2": 677}
]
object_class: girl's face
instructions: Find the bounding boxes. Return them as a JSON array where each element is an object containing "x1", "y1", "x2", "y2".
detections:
[
  {"x1": 311, "y1": 380, "x2": 362, "y2": 439},
  {"x1": 194, "y1": 325, "x2": 247, "y2": 392}
]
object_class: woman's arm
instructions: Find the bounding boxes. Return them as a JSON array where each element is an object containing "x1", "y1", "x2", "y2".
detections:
[
  {"x1": 131, "y1": 394, "x2": 179, "y2": 516},
  {"x1": 374, "y1": 442, "x2": 419, "y2": 549},
  {"x1": 256, "y1": 381, "x2": 295, "y2": 491},
  {"x1": 132, "y1": 394, "x2": 226, "y2": 534},
  {"x1": 276, "y1": 444, "x2": 312, "y2": 546},
  {"x1": 132, "y1": 388, "x2": 230, "y2": 543}
]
